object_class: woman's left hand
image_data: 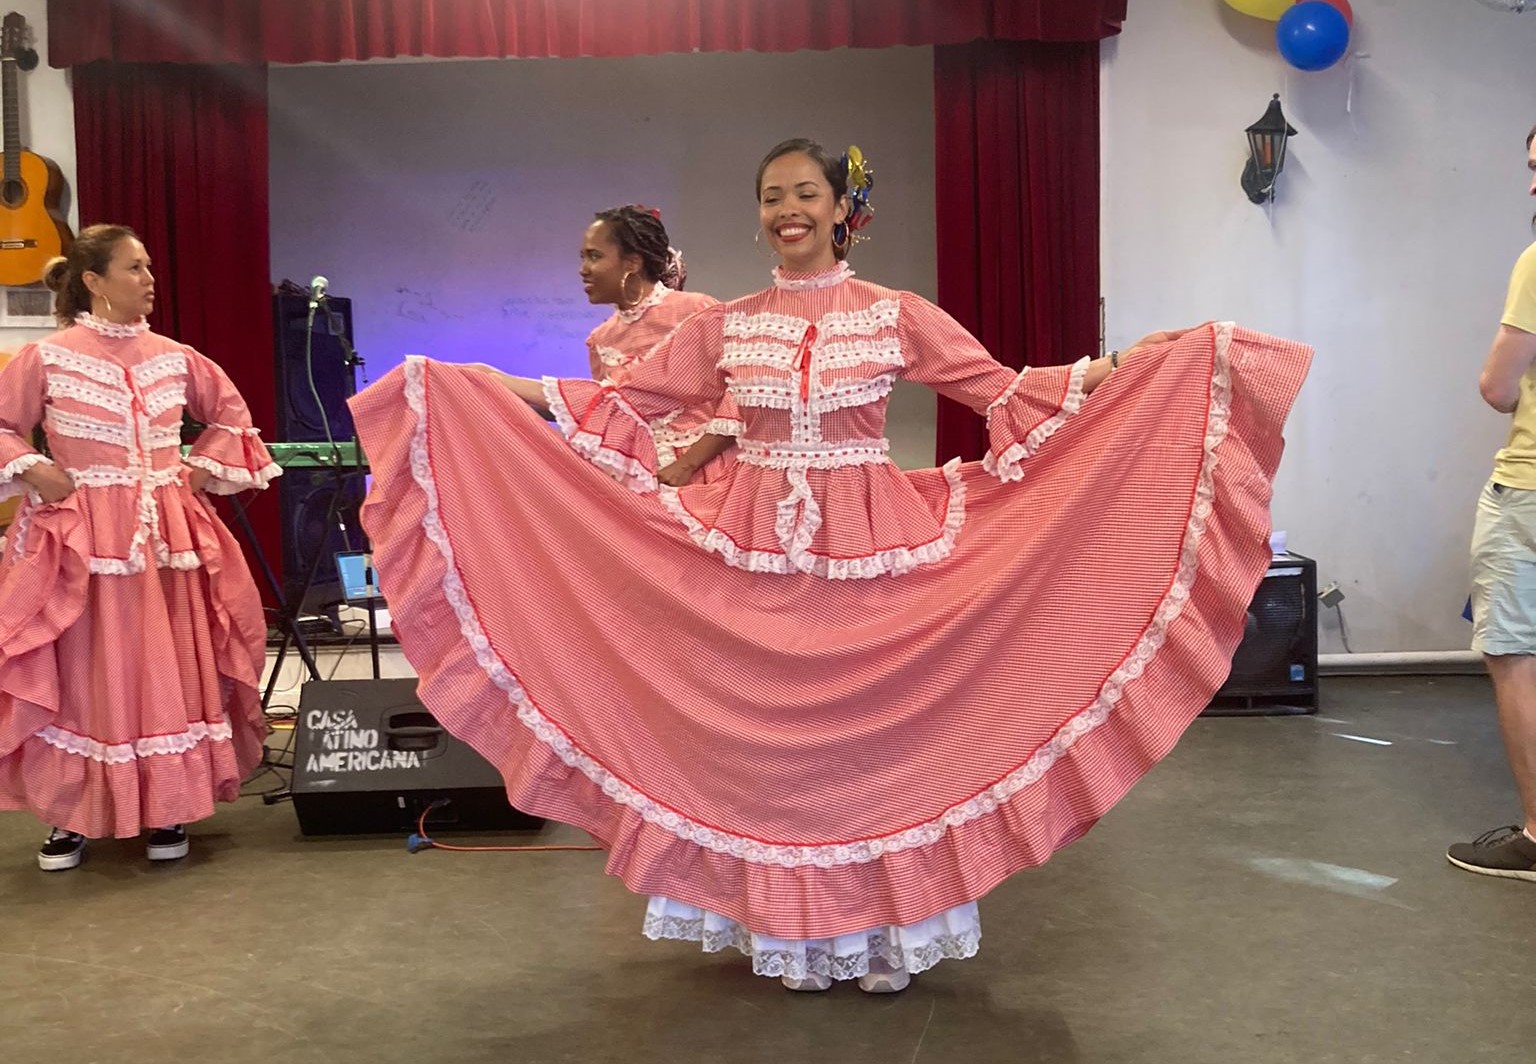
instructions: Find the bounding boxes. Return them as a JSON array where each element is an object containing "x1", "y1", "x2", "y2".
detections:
[
  {"x1": 1121, "y1": 327, "x2": 1197, "y2": 360},
  {"x1": 186, "y1": 465, "x2": 212, "y2": 493},
  {"x1": 657, "y1": 461, "x2": 697, "y2": 487}
]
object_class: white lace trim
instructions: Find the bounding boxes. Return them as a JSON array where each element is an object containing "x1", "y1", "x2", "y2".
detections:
[
  {"x1": 40, "y1": 342, "x2": 125, "y2": 386},
  {"x1": 723, "y1": 310, "x2": 811, "y2": 343},
  {"x1": 35, "y1": 720, "x2": 233, "y2": 764},
  {"x1": 819, "y1": 299, "x2": 901, "y2": 339},
  {"x1": 736, "y1": 437, "x2": 890, "y2": 470},
  {"x1": 815, "y1": 372, "x2": 896, "y2": 414},
  {"x1": 201, "y1": 422, "x2": 262, "y2": 438},
  {"x1": 65, "y1": 465, "x2": 181, "y2": 489},
  {"x1": 86, "y1": 543, "x2": 205, "y2": 576},
  {"x1": 615, "y1": 282, "x2": 669, "y2": 325},
  {"x1": 661, "y1": 456, "x2": 965, "y2": 581},
  {"x1": 0, "y1": 453, "x2": 51, "y2": 501},
  {"x1": 720, "y1": 336, "x2": 904, "y2": 374},
  {"x1": 595, "y1": 345, "x2": 632, "y2": 370},
  {"x1": 772, "y1": 261, "x2": 854, "y2": 291},
  {"x1": 143, "y1": 381, "x2": 188, "y2": 418},
  {"x1": 401, "y1": 326, "x2": 1234, "y2": 868},
  {"x1": 658, "y1": 487, "x2": 792, "y2": 574},
  {"x1": 642, "y1": 897, "x2": 980, "y2": 980},
  {"x1": 982, "y1": 357, "x2": 1090, "y2": 484},
  {"x1": 45, "y1": 373, "x2": 132, "y2": 415},
  {"x1": 985, "y1": 367, "x2": 1031, "y2": 414},
  {"x1": 46, "y1": 407, "x2": 133, "y2": 448},
  {"x1": 726, "y1": 379, "x2": 796, "y2": 411},
  {"x1": 719, "y1": 341, "x2": 799, "y2": 370},
  {"x1": 817, "y1": 337, "x2": 905, "y2": 372},
  {"x1": 704, "y1": 418, "x2": 744, "y2": 438},
  {"x1": 146, "y1": 423, "x2": 184, "y2": 450},
  {"x1": 542, "y1": 376, "x2": 658, "y2": 494},
  {"x1": 721, "y1": 300, "x2": 901, "y2": 346},
  {"x1": 129, "y1": 352, "x2": 187, "y2": 387},
  {"x1": 181, "y1": 454, "x2": 282, "y2": 495},
  {"x1": 2, "y1": 451, "x2": 51, "y2": 482},
  {"x1": 75, "y1": 313, "x2": 150, "y2": 338},
  {"x1": 6, "y1": 498, "x2": 33, "y2": 556}
]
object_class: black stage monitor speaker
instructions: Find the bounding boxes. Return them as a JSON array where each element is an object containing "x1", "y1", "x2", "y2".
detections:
[
  {"x1": 273, "y1": 293, "x2": 357, "y2": 443},
  {"x1": 1204, "y1": 552, "x2": 1319, "y2": 716},
  {"x1": 278, "y1": 465, "x2": 367, "y2": 614},
  {"x1": 291, "y1": 679, "x2": 545, "y2": 836}
]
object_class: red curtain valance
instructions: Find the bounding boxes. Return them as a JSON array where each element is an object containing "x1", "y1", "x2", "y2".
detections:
[{"x1": 48, "y1": 0, "x2": 1123, "y2": 67}]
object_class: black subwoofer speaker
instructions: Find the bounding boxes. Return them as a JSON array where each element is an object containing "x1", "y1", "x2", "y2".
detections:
[{"x1": 290, "y1": 679, "x2": 545, "y2": 836}]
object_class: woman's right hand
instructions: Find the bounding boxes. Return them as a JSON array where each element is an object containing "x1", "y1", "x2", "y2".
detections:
[{"x1": 22, "y1": 462, "x2": 75, "y2": 504}]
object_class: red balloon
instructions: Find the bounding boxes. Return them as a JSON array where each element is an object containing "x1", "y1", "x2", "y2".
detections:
[{"x1": 1300, "y1": 0, "x2": 1352, "y2": 24}]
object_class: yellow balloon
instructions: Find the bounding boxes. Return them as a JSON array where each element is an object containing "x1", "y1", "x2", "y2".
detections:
[{"x1": 1222, "y1": 0, "x2": 1292, "y2": 19}]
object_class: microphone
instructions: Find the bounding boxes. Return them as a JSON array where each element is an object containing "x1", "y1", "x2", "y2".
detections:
[{"x1": 308, "y1": 275, "x2": 329, "y2": 310}]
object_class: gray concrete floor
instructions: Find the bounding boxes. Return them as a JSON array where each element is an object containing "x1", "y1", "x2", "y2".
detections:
[{"x1": 2, "y1": 676, "x2": 1533, "y2": 1064}]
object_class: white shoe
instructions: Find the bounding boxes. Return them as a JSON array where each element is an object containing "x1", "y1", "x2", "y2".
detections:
[
  {"x1": 780, "y1": 972, "x2": 832, "y2": 992},
  {"x1": 858, "y1": 955, "x2": 911, "y2": 994}
]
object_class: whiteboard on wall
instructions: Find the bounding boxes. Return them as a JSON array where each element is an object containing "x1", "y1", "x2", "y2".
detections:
[{"x1": 268, "y1": 47, "x2": 938, "y2": 386}]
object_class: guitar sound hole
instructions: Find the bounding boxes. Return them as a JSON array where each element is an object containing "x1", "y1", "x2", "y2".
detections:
[{"x1": 0, "y1": 179, "x2": 23, "y2": 208}]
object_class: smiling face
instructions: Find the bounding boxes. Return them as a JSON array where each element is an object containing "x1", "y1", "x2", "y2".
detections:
[
  {"x1": 757, "y1": 151, "x2": 848, "y2": 274},
  {"x1": 83, "y1": 236, "x2": 155, "y2": 323},
  {"x1": 579, "y1": 219, "x2": 643, "y2": 307}
]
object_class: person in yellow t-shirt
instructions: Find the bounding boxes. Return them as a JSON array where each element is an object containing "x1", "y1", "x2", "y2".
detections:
[{"x1": 1450, "y1": 124, "x2": 1536, "y2": 881}]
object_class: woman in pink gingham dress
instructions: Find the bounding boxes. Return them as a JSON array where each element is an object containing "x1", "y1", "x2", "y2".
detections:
[
  {"x1": 0, "y1": 225, "x2": 278, "y2": 871},
  {"x1": 351, "y1": 140, "x2": 1312, "y2": 993},
  {"x1": 580, "y1": 204, "x2": 738, "y2": 487}
]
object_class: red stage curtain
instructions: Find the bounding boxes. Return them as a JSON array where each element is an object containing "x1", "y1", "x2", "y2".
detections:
[
  {"x1": 932, "y1": 40, "x2": 1103, "y2": 464},
  {"x1": 48, "y1": 0, "x2": 1123, "y2": 66},
  {"x1": 72, "y1": 61, "x2": 281, "y2": 592}
]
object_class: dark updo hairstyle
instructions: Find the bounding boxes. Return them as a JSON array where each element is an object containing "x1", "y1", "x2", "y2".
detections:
[
  {"x1": 754, "y1": 138, "x2": 850, "y2": 260},
  {"x1": 42, "y1": 223, "x2": 139, "y2": 327},
  {"x1": 592, "y1": 205, "x2": 686, "y2": 290}
]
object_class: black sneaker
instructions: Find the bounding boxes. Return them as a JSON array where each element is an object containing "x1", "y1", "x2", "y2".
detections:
[
  {"x1": 146, "y1": 825, "x2": 189, "y2": 862},
  {"x1": 37, "y1": 828, "x2": 85, "y2": 871},
  {"x1": 1446, "y1": 825, "x2": 1536, "y2": 881}
]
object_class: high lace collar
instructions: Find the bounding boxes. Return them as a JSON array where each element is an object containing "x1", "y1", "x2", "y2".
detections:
[
  {"x1": 773, "y1": 261, "x2": 854, "y2": 291},
  {"x1": 616, "y1": 281, "x2": 669, "y2": 324},
  {"x1": 75, "y1": 312, "x2": 151, "y2": 338}
]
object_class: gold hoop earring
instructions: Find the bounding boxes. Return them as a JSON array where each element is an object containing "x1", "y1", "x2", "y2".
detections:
[
  {"x1": 618, "y1": 271, "x2": 644, "y2": 310},
  {"x1": 754, "y1": 229, "x2": 776, "y2": 258},
  {"x1": 104, "y1": 296, "x2": 113, "y2": 315}
]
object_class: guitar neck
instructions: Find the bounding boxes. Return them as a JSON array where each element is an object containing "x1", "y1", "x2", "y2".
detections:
[{"x1": 1, "y1": 57, "x2": 16, "y2": 184}]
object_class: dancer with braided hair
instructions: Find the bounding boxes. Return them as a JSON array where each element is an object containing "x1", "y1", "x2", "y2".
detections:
[
  {"x1": 352, "y1": 138, "x2": 1310, "y2": 992},
  {"x1": 579, "y1": 205, "x2": 737, "y2": 486}
]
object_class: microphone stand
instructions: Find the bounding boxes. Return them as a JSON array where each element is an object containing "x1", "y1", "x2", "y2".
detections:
[{"x1": 318, "y1": 296, "x2": 382, "y2": 680}]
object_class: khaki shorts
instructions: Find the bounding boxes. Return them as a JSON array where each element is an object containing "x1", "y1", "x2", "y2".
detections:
[{"x1": 1471, "y1": 479, "x2": 1536, "y2": 656}]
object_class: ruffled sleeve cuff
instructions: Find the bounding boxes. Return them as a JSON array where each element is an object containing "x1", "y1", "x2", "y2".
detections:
[
  {"x1": 0, "y1": 448, "x2": 51, "y2": 501},
  {"x1": 543, "y1": 377, "x2": 660, "y2": 494},
  {"x1": 703, "y1": 392, "x2": 743, "y2": 438},
  {"x1": 981, "y1": 357, "x2": 1090, "y2": 483},
  {"x1": 184, "y1": 423, "x2": 282, "y2": 494},
  {"x1": 704, "y1": 417, "x2": 745, "y2": 437}
]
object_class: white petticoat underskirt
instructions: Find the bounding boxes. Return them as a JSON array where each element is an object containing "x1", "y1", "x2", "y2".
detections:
[{"x1": 641, "y1": 897, "x2": 981, "y2": 981}]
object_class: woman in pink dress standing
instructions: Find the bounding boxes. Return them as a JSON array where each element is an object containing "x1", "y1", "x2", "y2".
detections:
[
  {"x1": 579, "y1": 204, "x2": 738, "y2": 487},
  {"x1": 352, "y1": 139, "x2": 1311, "y2": 993},
  {"x1": 0, "y1": 224, "x2": 278, "y2": 870}
]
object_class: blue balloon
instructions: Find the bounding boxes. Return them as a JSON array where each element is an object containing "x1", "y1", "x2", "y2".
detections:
[{"x1": 1276, "y1": 1, "x2": 1350, "y2": 72}]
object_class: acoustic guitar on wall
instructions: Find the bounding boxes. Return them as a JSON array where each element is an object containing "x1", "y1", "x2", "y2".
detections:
[{"x1": 0, "y1": 12, "x2": 70, "y2": 286}]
